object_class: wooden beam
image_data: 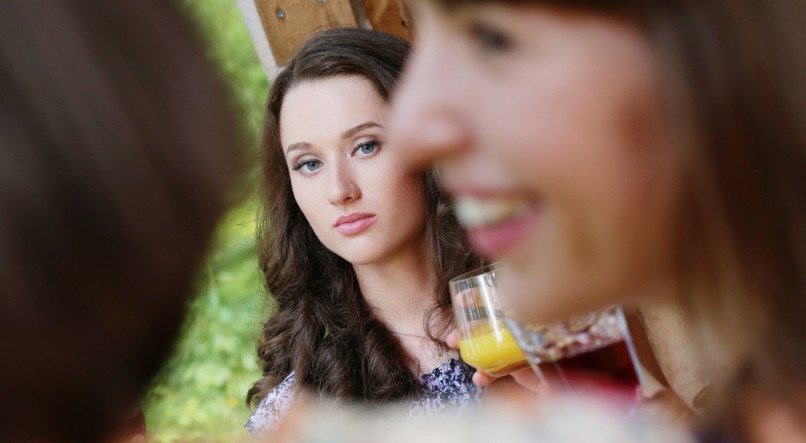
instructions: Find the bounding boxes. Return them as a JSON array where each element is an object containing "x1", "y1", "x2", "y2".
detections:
[
  {"x1": 254, "y1": 0, "x2": 357, "y2": 66},
  {"x1": 234, "y1": 0, "x2": 280, "y2": 79},
  {"x1": 361, "y1": 0, "x2": 413, "y2": 40}
]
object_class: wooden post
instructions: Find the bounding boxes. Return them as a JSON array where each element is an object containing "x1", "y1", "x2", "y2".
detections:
[
  {"x1": 255, "y1": 0, "x2": 358, "y2": 66},
  {"x1": 361, "y1": 0, "x2": 414, "y2": 40},
  {"x1": 235, "y1": 0, "x2": 280, "y2": 79},
  {"x1": 237, "y1": 0, "x2": 414, "y2": 78}
]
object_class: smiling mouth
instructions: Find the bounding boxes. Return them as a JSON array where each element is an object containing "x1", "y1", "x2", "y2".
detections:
[
  {"x1": 334, "y1": 213, "x2": 377, "y2": 236},
  {"x1": 454, "y1": 196, "x2": 539, "y2": 257}
]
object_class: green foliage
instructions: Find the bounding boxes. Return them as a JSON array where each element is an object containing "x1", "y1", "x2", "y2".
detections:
[
  {"x1": 143, "y1": 1, "x2": 268, "y2": 441},
  {"x1": 180, "y1": 0, "x2": 267, "y2": 152}
]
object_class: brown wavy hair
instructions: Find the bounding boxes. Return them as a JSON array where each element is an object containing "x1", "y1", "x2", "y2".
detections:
[{"x1": 247, "y1": 28, "x2": 482, "y2": 406}]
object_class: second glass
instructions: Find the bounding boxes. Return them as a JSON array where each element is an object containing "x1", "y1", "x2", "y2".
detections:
[{"x1": 451, "y1": 265, "x2": 643, "y2": 391}]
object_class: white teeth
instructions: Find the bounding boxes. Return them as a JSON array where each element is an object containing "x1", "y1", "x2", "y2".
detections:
[{"x1": 454, "y1": 196, "x2": 531, "y2": 229}]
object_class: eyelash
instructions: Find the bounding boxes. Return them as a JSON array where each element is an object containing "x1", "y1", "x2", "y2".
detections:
[
  {"x1": 292, "y1": 158, "x2": 321, "y2": 172},
  {"x1": 353, "y1": 140, "x2": 380, "y2": 157},
  {"x1": 291, "y1": 140, "x2": 381, "y2": 174},
  {"x1": 469, "y1": 22, "x2": 513, "y2": 53}
]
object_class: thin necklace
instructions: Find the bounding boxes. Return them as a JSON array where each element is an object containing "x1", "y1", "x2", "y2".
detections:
[{"x1": 391, "y1": 331, "x2": 430, "y2": 339}]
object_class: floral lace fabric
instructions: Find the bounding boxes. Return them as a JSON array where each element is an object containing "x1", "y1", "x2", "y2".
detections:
[
  {"x1": 246, "y1": 358, "x2": 480, "y2": 435},
  {"x1": 245, "y1": 372, "x2": 297, "y2": 434},
  {"x1": 409, "y1": 358, "x2": 482, "y2": 419}
]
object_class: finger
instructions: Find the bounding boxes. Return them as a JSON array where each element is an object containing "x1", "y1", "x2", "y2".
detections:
[
  {"x1": 472, "y1": 370, "x2": 497, "y2": 387},
  {"x1": 446, "y1": 330, "x2": 459, "y2": 348},
  {"x1": 510, "y1": 367, "x2": 543, "y2": 393},
  {"x1": 638, "y1": 387, "x2": 695, "y2": 425}
]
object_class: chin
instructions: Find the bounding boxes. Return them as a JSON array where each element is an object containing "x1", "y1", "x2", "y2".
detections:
[
  {"x1": 500, "y1": 266, "x2": 579, "y2": 325},
  {"x1": 337, "y1": 251, "x2": 384, "y2": 266},
  {"x1": 321, "y1": 239, "x2": 379, "y2": 265}
]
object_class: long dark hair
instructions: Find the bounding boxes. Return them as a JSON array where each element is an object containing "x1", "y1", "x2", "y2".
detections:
[
  {"x1": 438, "y1": 0, "x2": 806, "y2": 426},
  {"x1": 247, "y1": 28, "x2": 481, "y2": 406}
]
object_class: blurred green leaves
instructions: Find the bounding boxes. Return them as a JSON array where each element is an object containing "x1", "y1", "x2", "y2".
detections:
[{"x1": 144, "y1": 1, "x2": 268, "y2": 441}]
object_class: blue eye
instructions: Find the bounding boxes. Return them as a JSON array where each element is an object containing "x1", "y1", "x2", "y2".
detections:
[
  {"x1": 354, "y1": 141, "x2": 379, "y2": 157},
  {"x1": 293, "y1": 159, "x2": 322, "y2": 173}
]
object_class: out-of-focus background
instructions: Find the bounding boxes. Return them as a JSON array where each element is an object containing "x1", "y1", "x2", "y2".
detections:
[{"x1": 143, "y1": 0, "x2": 268, "y2": 441}]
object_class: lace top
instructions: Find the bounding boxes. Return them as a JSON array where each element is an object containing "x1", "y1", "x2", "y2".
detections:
[{"x1": 246, "y1": 358, "x2": 481, "y2": 435}]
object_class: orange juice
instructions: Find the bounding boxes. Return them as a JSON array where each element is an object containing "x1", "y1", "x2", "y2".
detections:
[{"x1": 459, "y1": 328, "x2": 529, "y2": 375}]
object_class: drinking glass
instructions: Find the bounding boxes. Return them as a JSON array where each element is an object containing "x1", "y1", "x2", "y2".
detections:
[
  {"x1": 450, "y1": 265, "x2": 530, "y2": 376},
  {"x1": 451, "y1": 265, "x2": 643, "y2": 391},
  {"x1": 503, "y1": 306, "x2": 644, "y2": 391}
]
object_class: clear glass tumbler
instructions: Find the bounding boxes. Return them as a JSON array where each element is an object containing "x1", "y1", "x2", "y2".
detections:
[
  {"x1": 451, "y1": 265, "x2": 643, "y2": 391},
  {"x1": 503, "y1": 306, "x2": 643, "y2": 391},
  {"x1": 450, "y1": 265, "x2": 530, "y2": 376}
]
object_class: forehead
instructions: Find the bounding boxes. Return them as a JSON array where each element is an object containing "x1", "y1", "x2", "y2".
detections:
[{"x1": 280, "y1": 75, "x2": 388, "y2": 148}]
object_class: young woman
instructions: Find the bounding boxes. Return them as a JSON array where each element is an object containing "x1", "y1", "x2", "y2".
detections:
[
  {"x1": 246, "y1": 28, "x2": 483, "y2": 433},
  {"x1": 389, "y1": 0, "x2": 804, "y2": 441}
]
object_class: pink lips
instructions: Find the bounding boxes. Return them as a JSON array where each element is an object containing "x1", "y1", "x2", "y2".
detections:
[
  {"x1": 334, "y1": 213, "x2": 377, "y2": 236},
  {"x1": 465, "y1": 209, "x2": 538, "y2": 258},
  {"x1": 442, "y1": 183, "x2": 540, "y2": 259}
]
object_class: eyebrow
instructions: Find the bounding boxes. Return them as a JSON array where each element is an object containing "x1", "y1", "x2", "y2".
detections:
[
  {"x1": 285, "y1": 142, "x2": 311, "y2": 154},
  {"x1": 285, "y1": 121, "x2": 383, "y2": 154},
  {"x1": 341, "y1": 121, "x2": 384, "y2": 140}
]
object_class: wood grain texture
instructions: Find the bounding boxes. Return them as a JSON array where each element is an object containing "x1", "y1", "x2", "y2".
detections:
[
  {"x1": 255, "y1": 0, "x2": 357, "y2": 65},
  {"x1": 361, "y1": 0, "x2": 413, "y2": 40}
]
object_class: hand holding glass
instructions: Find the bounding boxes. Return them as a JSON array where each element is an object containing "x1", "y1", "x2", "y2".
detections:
[
  {"x1": 450, "y1": 266, "x2": 529, "y2": 375},
  {"x1": 451, "y1": 265, "x2": 642, "y2": 390}
]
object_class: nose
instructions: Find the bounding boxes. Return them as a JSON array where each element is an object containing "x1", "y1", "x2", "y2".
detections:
[
  {"x1": 327, "y1": 160, "x2": 360, "y2": 205},
  {"x1": 388, "y1": 30, "x2": 471, "y2": 171}
]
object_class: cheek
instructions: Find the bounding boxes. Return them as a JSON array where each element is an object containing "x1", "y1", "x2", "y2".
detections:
[
  {"x1": 361, "y1": 151, "x2": 426, "y2": 216},
  {"x1": 555, "y1": 121, "x2": 677, "y2": 297},
  {"x1": 390, "y1": 173, "x2": 425, "y2": 223},
  {"x1": 500, "y1": 71, "x2": 675, "y2": 285},
  {"x1": 473, "y1": 64, "x2": 594, "y2": 192},
  {"x1": 379, "y1": 170, "x2": 427, "y2": 230}
]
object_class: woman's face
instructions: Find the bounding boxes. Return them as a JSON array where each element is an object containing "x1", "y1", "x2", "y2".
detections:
[
  {"x1": 390, "y1": 3, "x2": 679, "y2": 323},
  {"x1": 282, "y1": 75, "x2": 427, "y2": 266}
]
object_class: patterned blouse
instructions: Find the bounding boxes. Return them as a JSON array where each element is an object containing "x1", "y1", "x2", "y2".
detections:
[{"x1": 246, "y1": 358, "x2": 481, "y2": 435}]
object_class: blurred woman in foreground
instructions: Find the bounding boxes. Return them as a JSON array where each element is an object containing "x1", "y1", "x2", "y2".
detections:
[
  {"x1": 389, "y1": 0, "x2": 805, "y2": 441},
  {"x1": 0, "y1": 1, "x2": 241, "y2": 441}
]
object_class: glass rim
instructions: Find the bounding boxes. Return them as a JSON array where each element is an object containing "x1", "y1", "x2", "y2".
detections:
[{"x1": 449, "y1": 262, "x2": 500, "y2": 285}]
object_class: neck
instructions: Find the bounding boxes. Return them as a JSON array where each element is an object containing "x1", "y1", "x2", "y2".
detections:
[{"x1": 352, "y1": 234, "x2": 438, "y2": 338}]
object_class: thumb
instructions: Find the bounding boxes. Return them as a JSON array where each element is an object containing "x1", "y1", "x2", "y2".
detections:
[{"x1": 446, "y1": 329, "x2": 460, "y2": 348}]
